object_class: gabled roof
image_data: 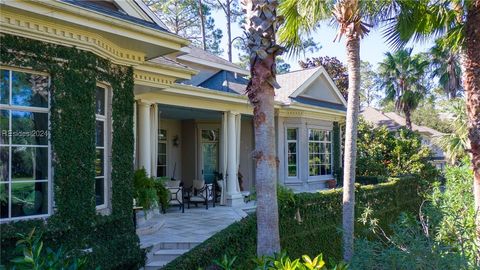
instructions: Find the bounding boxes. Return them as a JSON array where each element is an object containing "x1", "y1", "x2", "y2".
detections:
[
  {"x1": 275, "y1": 67, "x2": 347, "y2": 107},
  {"x1": 177, "y1": 47, "x2": 250, "y2": 76},
  {"x1": 361, "y1": 107, "x2": 444, "y2": 137},
  {"x1": 61, "y1": 0, "x2": 169, "y2": 32}
]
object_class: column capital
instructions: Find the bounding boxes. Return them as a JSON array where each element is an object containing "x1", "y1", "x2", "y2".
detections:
[
  {"x1": 228, "y1": 111, "x2": 241, "y2": 116},
  {"x1": 136, "y1": 99, "x2": 154, "y2": 107}
]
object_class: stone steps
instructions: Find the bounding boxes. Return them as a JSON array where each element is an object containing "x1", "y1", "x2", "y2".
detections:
[{"x1": 144, "y1": 242, "x2": 200, "y2": 269}]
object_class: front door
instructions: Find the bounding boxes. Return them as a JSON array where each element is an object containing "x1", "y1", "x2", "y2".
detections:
[{"x1": 199, "y1": 128, "x2": 219, "y2": 184}]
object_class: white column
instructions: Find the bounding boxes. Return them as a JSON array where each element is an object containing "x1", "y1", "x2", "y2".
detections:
[
  {"x1": 137, "y1": 100, "x2": 152, "y2": 175},
  {"x1": 227, "y1": 111, "x2": 243, "y2": 206}
]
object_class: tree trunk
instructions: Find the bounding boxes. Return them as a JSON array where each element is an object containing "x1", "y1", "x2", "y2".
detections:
[
  {"x1": 404, "y1": 108, "x2": 412, "y2": 130},
  {"x1": 342, "y1": 34, "x2": 361, "y2": 262},
  {"x1": 227, "y1": 0, "x2": 233, "y2": 62},
  {"x1": 198, "y1": 0, "x2": 207, "y2": 50},
  {"x1": 244, "y1": 0, "x2": 282, "y2": 256},
  {"x1": 464, "y1": 0, "x2": 480, "y2": 258}
]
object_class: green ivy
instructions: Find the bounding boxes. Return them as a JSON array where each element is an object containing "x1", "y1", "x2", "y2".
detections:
[
  {"x1": 0, "y1": 34, "x2": 143, "y2": 269},
  {"x1": 163, "y1": 176, "x2": 428, "y2": 270}
]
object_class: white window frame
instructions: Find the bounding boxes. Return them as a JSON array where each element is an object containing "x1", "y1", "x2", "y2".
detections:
[
  {"x1": 0, "y1": 67, "x2": 52, "y2": 222},
  {"x1": 95, "y1": 85, "x2": 111, "y2": 210},
  {"x1": 157, "y1": 128, "x2": 167, "y2": 177},
  {"x1": 307, "y1": 127, "x2": 333, "y2": 181},
  {"x1": 285, "y1": 127, "x2": 299, "y2": 179}
]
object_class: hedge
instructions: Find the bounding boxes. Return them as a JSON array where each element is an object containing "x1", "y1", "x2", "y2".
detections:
[
  {"x1": 0, "y1": 35, "x2": 143, "y2": 269},
  {"x1": 163, "y1": 176, "x2": 426, "y2": 269}
]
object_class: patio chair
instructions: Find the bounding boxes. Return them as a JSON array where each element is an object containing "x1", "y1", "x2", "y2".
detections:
[
  {"x1": 165, "y1": 180, "x2": 184, "y2": 213},
  {"x1": 186, "y1": 179, "x2": 215, "y2": 209}
]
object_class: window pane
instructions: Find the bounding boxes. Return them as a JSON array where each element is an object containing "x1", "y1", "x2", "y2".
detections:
[
  {"x1": 95, "y1": 177, "x2": 105, "y2": 206},
  {"x1": 159, "y1": 129, "x2": 167, "y2": 141},
  {"x1": 320, "y1": 143, "x2": 325, "y2": 153},
  {"x1": 288, "y1": 142, "x2": 296, "y2": 154},
  {"x1": 157, "y1": 166, "x2": 166, "y2": 177},
  {"x1": 95, "y1": 121, "x2": 104, "y2": 147},
  {"x1": 201, "y1": 129, "x2": 219, "y2": 142},
  {"x1": 288, "y1": 153, "x2": 296, "y2": 164},
  {"x1": 320, "y1": 154, "x2": 325, "y2": 163},
  {"x1": 321, "y1": 165, "x2": 326, "y2": 175},
  {"x1": 325, "y1": 165, "x2": 331, "y2": 175},
  {"x1": 95, "y1": 149, "x2": 104, "y2": 177},
  {"x1": 309, "y1": 165, "x2": 320, "y2": 176},
  {"x1": 95, "y1": 87, "x2": 105, "y2": 115},
  {"x1": 288, "y1": 166, "x2": 297, "y2": 177},
  {"x1": 158, "y1": 154, "x2": 166, "y2": 166},
  {"x1": 0, "y1": 70, "x2": 9, "y2": 105},
  {"x1": 0, "y1": 183, "x2": 8, "y2": 218},
  {"x1": 325, "y1": 143, "x2": 331, "y2": 154},
  {"x1": 287, "y1": 129, "x2": 297, "y2": 140},
  {"x1": 11, "y1": 182, "x2": 48, "y2": 217},
  {"x1": 0, "y1": 110, "x2": 9, "y2": 145},
  {"x1": 11, "y1": 111, "x2": 48, "y2": 145},
  {"x1": 325, "y1": 131, "x2": 331, "y2": 141},
  {"x1": 309, "y1": 142, "x2": 319, "y2": 153},
  {"x1": 0, "y1": 147, "x2": 8, "y2": 181},
  {"x1": 159, "y1": 142, "x2": 166, "y2": 154},
  {"x1": 12, "y1": 147, "x2": 48, "y2": 181},
  {"x1": 11, "y1": 71, "x2": 48, "y2": 108}
]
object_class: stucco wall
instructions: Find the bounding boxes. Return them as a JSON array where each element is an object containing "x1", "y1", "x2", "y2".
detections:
[
  {"x1": 159, "y1": 119, "x2": 183, "y2": 181},
  {"x1": 239, "y1": 118, "x2": 255, "y2": 191},
  {"x1": 181, "y1": 120, "x2": 196, "y2": 187},
  {"x1": 277, "y1": 116, "x2": 335, "y2": 192}
]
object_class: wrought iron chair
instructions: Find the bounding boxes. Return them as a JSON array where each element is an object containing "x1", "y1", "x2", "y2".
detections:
[
  {"x1": 165, "y1": 180, "x2": 184, "y2": 213},
  {"x1": 186, "y1": 179, "x2": 215, "y2": 209}
]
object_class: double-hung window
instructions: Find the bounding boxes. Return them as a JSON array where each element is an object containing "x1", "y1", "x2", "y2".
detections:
[
  {"x1": 95, "y1": 86, "x2": 109, "y2": 208},
  {"x1": 0, "y1": 68, "x2": 50, "y2": 220},
  {"x1": 286, "y1": 128, "x2": 298, "y2": 177},
  {"x1": 308, "y1": 129, "x2": 332, "y2": 176},
  {"x1": 157, "y1": 129, "x2": 167, "y2": 177}
]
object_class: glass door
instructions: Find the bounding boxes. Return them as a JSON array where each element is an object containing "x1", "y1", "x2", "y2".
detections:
[{"x1": 200, "y1": 128, "x2": 219, "y2": 184}]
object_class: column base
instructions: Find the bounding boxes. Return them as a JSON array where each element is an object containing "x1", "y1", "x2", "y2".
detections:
[{"x1": 226, "y1": 193, "x2": 244, "y2": 207}]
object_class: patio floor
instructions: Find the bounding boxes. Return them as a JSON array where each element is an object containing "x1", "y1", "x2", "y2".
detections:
[{"x1": 139, "y1": 204, "x2": 253, "y2": 269}]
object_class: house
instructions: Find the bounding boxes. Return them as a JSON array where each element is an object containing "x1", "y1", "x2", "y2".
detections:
[
  {"x1": 361, "y1": 107, "x2": 447, "y2": 169},
  {"x1": 0, "y1": 0, "x2": 345, "y2": 268}
]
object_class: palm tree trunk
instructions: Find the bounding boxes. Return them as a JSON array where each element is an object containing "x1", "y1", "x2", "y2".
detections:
[
  {"x1": 244, "y1": 0, "x2": 281, "y2": 256},
  {"x1": 464, "y1": 0, "x2": 480, "y2": 258},
  {"x1": 342, "y1": 34, "x2": 361, "y2": 262},
  {"x1": 404, "y1": 108, "x2": 412, "y2": 130}
]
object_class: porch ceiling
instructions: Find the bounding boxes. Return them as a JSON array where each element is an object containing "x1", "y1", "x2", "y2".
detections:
[{"x1": 159, "y1": 104, "x2": 222, "y2": 120}]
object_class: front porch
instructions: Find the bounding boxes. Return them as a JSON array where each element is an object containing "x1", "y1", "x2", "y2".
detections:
[
  {"x1": 138, "y1": 204, "x2": 253, "y2": 269},
  {"x1": 134, "y1": 100, "x2": 256, "y2": 206}
]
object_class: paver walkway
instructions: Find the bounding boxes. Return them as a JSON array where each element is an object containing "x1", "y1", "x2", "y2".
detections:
[{"x1": 139, "y1": 205, "x2": 251, "y2": 269}]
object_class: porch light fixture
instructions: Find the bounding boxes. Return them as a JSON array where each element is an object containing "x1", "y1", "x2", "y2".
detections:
[{"x1": 173, "y1": 135, "x2": 179, "y2": 147}]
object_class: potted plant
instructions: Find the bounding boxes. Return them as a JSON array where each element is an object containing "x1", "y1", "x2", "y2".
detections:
[
  {"x1": 326, "y1": 179, "x2": 337, "y2": 189},
  {"x1": 133, "y1": 168, "x2": 157, "y2": 217}
]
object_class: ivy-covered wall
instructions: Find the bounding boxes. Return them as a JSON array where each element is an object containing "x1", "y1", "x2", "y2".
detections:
[{"x1": 0, "y1": 34, "x2": 143, "y2": 269}]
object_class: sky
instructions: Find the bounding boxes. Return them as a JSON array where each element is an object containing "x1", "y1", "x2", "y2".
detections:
[{"x1": 212, "y1": 11, "x2": 434, "y2": 70}]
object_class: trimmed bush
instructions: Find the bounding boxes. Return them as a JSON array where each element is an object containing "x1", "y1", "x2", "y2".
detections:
[{"x1": 163, "y1": 176, "x2": 427, "y2": 269}]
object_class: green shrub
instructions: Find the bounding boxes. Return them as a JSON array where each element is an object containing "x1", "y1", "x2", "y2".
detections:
[
  {"x1": 350, "y1": 160, "x2": 477, "y2": 269},
  {"x1": 164, "y1": 177, "x2": 427, "y2": 269},
  {"x1": 214, "y1": 252, "x2": 348, "y2": 270},
  {"x1": 356, "y1": 119, "x2": 438, "y2": 180},
  {"x1": 133, "y1": 169, "x2": 157, "y2": 212},
  {"x1": 154, "y1": 177, "x2": 169, "y2": 212},
  {"x1": 6, "y1": 228, "x2": 91, "y2": 270}
]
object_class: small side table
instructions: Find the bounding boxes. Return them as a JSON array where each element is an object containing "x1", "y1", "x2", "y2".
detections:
[{"x1": 132, "y1": 206, "x2": 143, "y2": 229}]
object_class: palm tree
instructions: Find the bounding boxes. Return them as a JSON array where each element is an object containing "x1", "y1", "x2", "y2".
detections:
[
  {"x1": 430, "y1": 42, "x2": 463, "y2": 99},
  {"x1": 377, "y1": 48, "x2": 429, "y2": 130},
  {"x1": 278, "y1": 0, "x2": 391, "y2": 261},
  {"x1": 435, "y1": 99, "x2": 469, "y2": 164},
  {"x1": 242, "y1": 0, "x2": 282, "y2": 256},
  {"x1": 384, "y1": 0, "x2": 480, "y2": 256}
]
